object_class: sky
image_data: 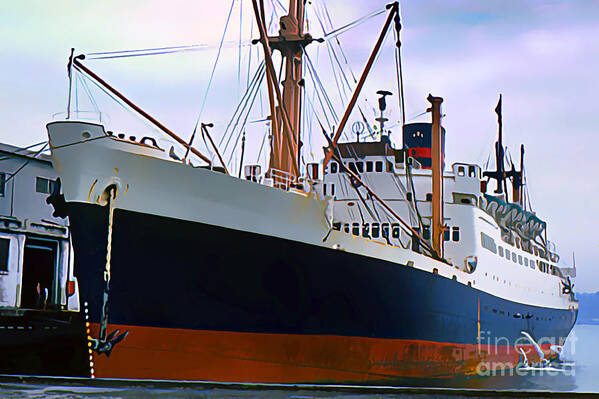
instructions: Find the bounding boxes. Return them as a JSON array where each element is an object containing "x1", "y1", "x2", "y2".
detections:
[{"x1": 1, "y1": 0, "x2": 598, "y2": 292}]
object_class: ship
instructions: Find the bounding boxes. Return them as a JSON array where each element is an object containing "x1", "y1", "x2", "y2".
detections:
[
  {"x1": 0, "y1": 142, "x2": 88, "y2": 377},
  {"x1": 45, "y1": 0, "x2": 577, "y2": 383}
]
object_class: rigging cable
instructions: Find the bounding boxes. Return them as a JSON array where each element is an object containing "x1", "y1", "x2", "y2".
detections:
[
  {"x1": 3, "y1": 143, "x2": 49, "y2": 185},
  {"x1": 224, "y1": 66, "x2": 267, "y2": 165},
  {"x1": 304, "y1": 51, "x2": 339, "y2": 124},
  {"x1": 193, "y1": 0, "x2": 236, "y2": 134},
  {"x1": 0, "y1": 141, "x2": 48, "y2": 162},
  {"x1": 321, "y1": 1, "x2": 358, "y2": 84},
  {"x1": 75, "y1": 73, "x2": 101, "y2": 118},
  {"x1": 221, "y1": 62, "x2": 266, "y2": 154},
  {"x1": 323, "y1": 7, "x2": 386, "y2": 41}
]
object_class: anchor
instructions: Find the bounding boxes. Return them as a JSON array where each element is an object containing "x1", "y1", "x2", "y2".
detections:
[{"x1": 90, "y1": 329, "x2": 129, "y2": 357}]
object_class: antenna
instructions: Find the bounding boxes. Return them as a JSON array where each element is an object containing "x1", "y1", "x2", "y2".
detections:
[{"x1": 375, "y1": 90, "x2": 392, "y2": 136}]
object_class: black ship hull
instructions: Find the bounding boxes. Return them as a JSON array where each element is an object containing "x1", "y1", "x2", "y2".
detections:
[{"x1": 67, "y1": 202, "x2": 577, "y2": 382}]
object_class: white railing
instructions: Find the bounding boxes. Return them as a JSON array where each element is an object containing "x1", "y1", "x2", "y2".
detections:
[{"x1": 268, "y1": 168, "x2": 295, "y2": 191}]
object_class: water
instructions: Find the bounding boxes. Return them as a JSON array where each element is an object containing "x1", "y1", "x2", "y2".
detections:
[{"x1": 1, "y1": 324, "x2": 598, "y2": 398}]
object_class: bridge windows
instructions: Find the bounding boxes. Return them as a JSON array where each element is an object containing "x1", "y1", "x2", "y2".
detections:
[
  {"x1": 371, "y1": 223, "x2": 380, "y2": 238},
  {"x1": 366, "y1": 161, "x2": 373, "y2": 172},
  {"x1": 392, "y1": 224, "x2": 400, "y2": 239},
  {"x1": 362, "y1": 223, "x2": 370, "y2": 238},
  {"x1": 343, "y1": 223, "x2": 349, "y2": 234},
  {"x1": 381, "y1": 223, "x2": 390, "y2": 239},
  {"x1": 498, "y1": 246, "x2": 504, "y2": 257},
  {"x1": 524, "y1": 258, "x2": 528, "y2": 267},
  {"x1": 444, "y1": 229, "x2": 450, "y2": 241},
  {"x1": 505, "y1": 249, "x2": 511, "y2": 260},
  {"x1": 375, "y1": 161, "x2": 383, "y2": 172},
  {"x1": 512, "y1": 252, "x2": 517, "y2": 263},
  {"x1": 330, "y1": 162, "x2": 338, "y2": 173},
  {"x1": 352, "y1": 223, "x2": 360, "y2": 236},
  {"x1": 481, "y1": 232, "x2": 497, "y2": 254},
  {"x1": 518, "y1": 255, "x2": 523, "y2": 265}
]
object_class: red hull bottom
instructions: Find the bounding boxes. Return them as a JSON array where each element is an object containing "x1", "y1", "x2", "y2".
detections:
[{"x1": 88, "y1": 324, "x2": 546, "y2": 383}]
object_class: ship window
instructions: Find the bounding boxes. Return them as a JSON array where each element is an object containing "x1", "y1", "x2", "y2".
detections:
[
  {"x1": 0, "y1": 238, "x2": 9, "y2": 273},
  {"x1": 343, "y1": 224, "x2": 350, "y2": 234},
  {"x1": 323, "y1": 184, "x2": 327, "y2": 196},
  {"x1": 352, "y1": 223, "x2": 360, "y2": 236},
  {"x1": 332, "y1": 222, "x2": 341, "y2": 231},
  {"x1": 505, "y1": 249, "x2": 511, "y2": 260},
  {"x1": 356, "y1": 162, "x2": 364, "y2": 173},
  {"x1": 0, "y1": 172, "x2": 5, "y2": 197},
  {"x1": 423, "y1": 225, "x2": 430, "y2": 240},
  {"x1": 366, "y1": 161, "x2": 373, "y2": 172},
  {"x1": 452, "y1": 226, "x2": 460, "y2": 242},
  {"x1": 530, "y1": 259, "x2": 535, "y2": 269},
  {"x1": 444, "y1": 228, "x2": 450, "y2": 241},
  {"x1": 391, "y1": 224, "x2": 400, "y2": 239},
  {"x1": 512, "y1": 252, "x2": 517, "y2": 263},
  {"x1": 518, "y1": 255, "x2": 523, "y2": 265},
  {"x1": 481, "y1": 232, "x2": 497, "y2": 254},
  {"x1": 533, "y1": 247, "x2": 538, "y2": 256},
  {"x1": 457, "y1": 166, "x2": 465, "y2": 176},
  {"x1": 330, "y1": 162, "x2": 338, "y2": 174},
  {"x1": 371, "y1": 223, "x2": 380, "y2": 238},
  {"x1": 426, "y1": 193, "x2": 433, "y2": 202},
  {"x1": 381, "y1": 223, "x2": 390, "y2": 238},
  {"x1": 36, "y1": 177, "x2": 58, "y2": 194},
  {"x1": 348, "y1": 162, "x2": 357, "y2": 173},
  {"x1": 331, "y1": 184, "x2": 335, "y2": 196},
  {"x1": 387, "y1": 161, "x2": 393, "y2": 172},
  {"x1": 498, "y1": 246, "x2": 504, "y2": 257},
  {"x1": 362, "y1": 223, "x2": 369, "y2": 238},
  {"x1": 468, "y1": 166, "x2": 476, "y2": 177},
  {"x1": 406, "y1": 192, "x2": 412, "y2": 202},
  {"x1": 375, "y1": 161, "x2": 383, "y2": 172},
  {"x1": 524, "y1": 258, "x2": 528, "y2": 266}
]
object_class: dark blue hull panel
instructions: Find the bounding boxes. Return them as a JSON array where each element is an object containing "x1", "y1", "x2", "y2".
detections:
[{"x1": 67, "y1": 202, "x2": 576, "y2": 348}]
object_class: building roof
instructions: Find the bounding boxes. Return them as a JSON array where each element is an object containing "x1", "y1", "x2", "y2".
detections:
[{"x1": 0, "y1": 142, "x2": 52, "y2": 165}]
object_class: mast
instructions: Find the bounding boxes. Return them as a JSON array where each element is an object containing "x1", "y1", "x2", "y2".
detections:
[
  {"x1": 520, "y1": 145, "x2": 526, "y2": 209},
  {"x1": 509, "y1": 144, "x2": 524, "y2": 206},
  {"x1": 253, "y1": 0, "x2": 314, "y2": 179},
  {"x1": 428, "y1": 94, "x2": 444, "y2": 259},
  {"x1": 483, "y1": 94, "x2": 507, "y2": 196}
]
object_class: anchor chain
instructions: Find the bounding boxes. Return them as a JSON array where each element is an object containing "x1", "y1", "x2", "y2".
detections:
[{"x1": 91, "y1": 185, "x2": 128, "y2": 356}]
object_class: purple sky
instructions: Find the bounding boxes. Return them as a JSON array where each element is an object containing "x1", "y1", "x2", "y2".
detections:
[{"x1": 1, "y1": 0, "x2": 598, "y2": 291}]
